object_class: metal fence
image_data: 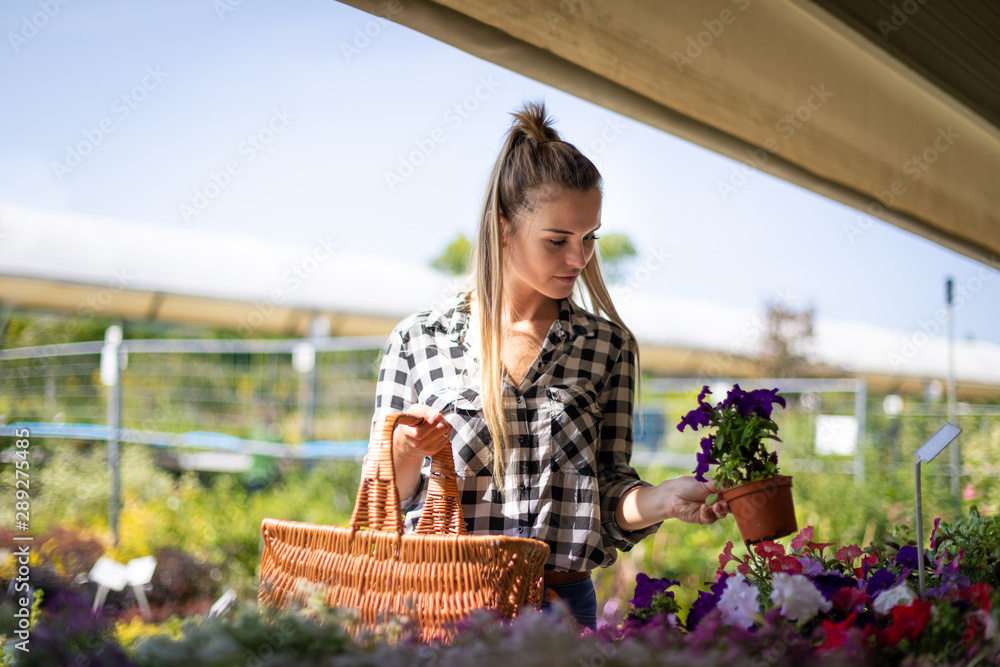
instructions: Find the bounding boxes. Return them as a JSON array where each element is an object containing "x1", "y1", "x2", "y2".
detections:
[{"x1": 2, "y1": 329, "x2": 998, "y2": 479}]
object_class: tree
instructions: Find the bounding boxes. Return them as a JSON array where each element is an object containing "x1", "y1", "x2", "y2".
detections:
[
  {"x1": 597, "y1": 232, "x2": 638, "y2": 283},
  {"x1": 756, "y1": 300, "x2": 815, "y2": 378},
  {"x1": 431, "y1": 234, "x2": 473, "y2": 275}
]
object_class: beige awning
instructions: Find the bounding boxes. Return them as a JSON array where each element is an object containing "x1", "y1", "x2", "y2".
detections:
[{"x1": 340, "y1": 0, "x2": 1000, "y2": 266}]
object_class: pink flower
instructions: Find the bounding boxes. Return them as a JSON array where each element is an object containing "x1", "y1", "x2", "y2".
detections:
[
  {"x1": 835, "y1": 544, "x2": 863, "y2": 567},
  {"x1": 791, "y1": 526, "x2": 814, "y2": 551},
  {"x1": 963, "y1": 483, "x2": 977, "y2": 501},
  {"x1": 930, "y1": 517, "x2": 941, "y2": 549},
  {"x1": 719, "y1": 541, "x2": 737, "y2": 569}
]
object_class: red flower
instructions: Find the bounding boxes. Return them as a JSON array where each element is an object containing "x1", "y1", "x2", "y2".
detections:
[
  {"x1": 959, "y1": 582, "x2": 994, "y2": 611},
  {"x1": 820, "y1": 612, "x2": 859, "y2": 650},
  {"x1": 737, "y1": 561, "x2": 751, "y2": 576},
  {"x1": 832, "y1": 586, "x2": 869, "y2": 613},
  {"x1": 754, "y1": 541, "x2": 785, "y2": 560},
  {"x1": 853, "y1": 553, "x2": 879, "y2": 579},
  {"x1": 810, "y1": 541, "x2": 836, "y2": 552},
  {"x1": 961, "y1": 610, "x2": 992, "y2": 646},
  {"x1": 877, "y1": 600, "x2": 932, "y2": 645},
  {"x1": 768, "y1": 554, "x2": 804, "y2": 574}
]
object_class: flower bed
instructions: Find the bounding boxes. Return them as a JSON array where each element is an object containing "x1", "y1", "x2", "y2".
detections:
[
  {"x1": 615, "y1": 509, "x2": 1000, "y2": 665},
  {"x1": 7, "y1": 509, "x2": 1000, "y2": 666}
]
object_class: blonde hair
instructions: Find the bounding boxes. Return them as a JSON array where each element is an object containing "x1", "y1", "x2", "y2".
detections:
[{"x1": 471, "y1": 100, "x2": 640, "y2": 492}]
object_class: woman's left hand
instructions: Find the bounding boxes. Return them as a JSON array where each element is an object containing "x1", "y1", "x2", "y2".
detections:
[{"x1": 658, "y1": 476, "x2": 730, "y2": 525}]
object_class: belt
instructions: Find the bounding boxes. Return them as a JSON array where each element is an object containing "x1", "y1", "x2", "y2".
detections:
[{"x1": 544, "y1": 570, "x2": 591, "y2": 586}]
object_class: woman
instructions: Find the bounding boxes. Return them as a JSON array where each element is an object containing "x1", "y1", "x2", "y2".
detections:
[{"x1": 367, "y1": 100, "x2": 729, "y2": 631}]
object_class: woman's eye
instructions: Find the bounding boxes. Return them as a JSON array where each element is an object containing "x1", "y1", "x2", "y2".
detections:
[
  {"x1": 585, "y1": 234, "x2": 600, "y2": 242},
  {"x1": 548, "y1": 239, "x2": 567, "y2": 247}
]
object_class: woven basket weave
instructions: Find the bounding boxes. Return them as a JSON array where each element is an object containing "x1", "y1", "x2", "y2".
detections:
[{"x1": 259, "y1": 412, "x2": 550, "y2": 642}]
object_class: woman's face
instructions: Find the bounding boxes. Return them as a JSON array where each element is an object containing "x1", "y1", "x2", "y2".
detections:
[{"x1": 502, "y1": 185, "x2": 602, "y2": 303}]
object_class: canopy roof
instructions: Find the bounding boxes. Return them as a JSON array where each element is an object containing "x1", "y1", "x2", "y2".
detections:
[
  {"x1": 2, "y1": 205, "x2": 999, "y2": 399},
  {"x1": 341, "y1": 0, "x2": 1000, "y2": 266}
]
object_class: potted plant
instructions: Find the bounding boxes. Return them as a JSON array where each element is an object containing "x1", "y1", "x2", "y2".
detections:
[{"x1": 677, "y1": 384, "x2": 796, "y2": 544}]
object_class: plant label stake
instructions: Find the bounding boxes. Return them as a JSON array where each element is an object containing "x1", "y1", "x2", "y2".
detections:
[{"x1": 913, "y1": 423, "x2": 962, "y2": 595}]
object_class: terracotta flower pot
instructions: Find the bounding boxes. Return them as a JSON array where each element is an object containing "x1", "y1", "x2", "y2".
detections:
[{"x1": 720, "y1": 475, "x2": 797, "y2": 545}]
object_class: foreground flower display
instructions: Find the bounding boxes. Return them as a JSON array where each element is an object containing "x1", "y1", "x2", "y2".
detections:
[{"x1": 618, "y1": 511, "x2": 1000, "y2": 666}]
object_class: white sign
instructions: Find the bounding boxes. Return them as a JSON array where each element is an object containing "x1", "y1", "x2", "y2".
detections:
[{"x1": 914, "y1": 423, "x2": 962, "y2": 463}]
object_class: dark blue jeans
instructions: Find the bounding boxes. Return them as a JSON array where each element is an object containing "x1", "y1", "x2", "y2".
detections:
[{"x1": 540, "y1": 575, "x2": 598, "y2": 631}]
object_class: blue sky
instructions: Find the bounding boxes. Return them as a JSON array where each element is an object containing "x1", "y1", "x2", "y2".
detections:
[{"x1": 2, "y1": 0, "x2": 998, "y2": 345}]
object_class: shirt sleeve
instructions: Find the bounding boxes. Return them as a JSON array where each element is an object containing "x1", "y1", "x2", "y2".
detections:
[
  {"x1": 596, "y1": 329, "x2": 662, "y2": 551},
  {"x1": 364, "y1": 325, "x2": 428, "y2": 514}
]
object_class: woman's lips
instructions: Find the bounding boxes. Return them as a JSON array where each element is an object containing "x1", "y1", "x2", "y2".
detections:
[{"x1": 554, "y1": 275, "x2": 577, "y2": 284}]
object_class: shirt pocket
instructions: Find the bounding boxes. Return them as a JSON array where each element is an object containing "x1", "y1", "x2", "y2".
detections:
[
  {"x1": 547, "y1": 382, "x2": 603, "y2": 476},
  {"x1": 436, "y1": 387, "x2": 493, "y2": 478}
]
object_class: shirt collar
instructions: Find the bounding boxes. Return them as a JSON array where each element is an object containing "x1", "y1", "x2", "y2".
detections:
[{"x1": 431, "y1": 291, "x2": 598, "y2": 344}]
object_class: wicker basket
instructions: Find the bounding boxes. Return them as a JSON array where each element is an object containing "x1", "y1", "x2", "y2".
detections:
[{"x1": 259, "y1": 412, "x2": 550, "y2": 642}]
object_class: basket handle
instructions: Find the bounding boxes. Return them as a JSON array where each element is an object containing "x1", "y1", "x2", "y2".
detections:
[{"x1": 349, "y1": 412, "x2": 467, "y2": 536}]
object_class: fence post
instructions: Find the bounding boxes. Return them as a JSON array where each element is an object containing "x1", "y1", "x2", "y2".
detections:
[
  {"x1": 854, "y1": 378, "x2": 867, "y2": 487},
  {"x1": 100, "y1": 324, "x2": 124, "y2": 546}
]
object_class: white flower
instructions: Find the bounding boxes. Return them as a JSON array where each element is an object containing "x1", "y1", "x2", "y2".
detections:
[
  {"x1": 872, "y1": 582, "x2": 917, "y2": 615},
  {"x1": 718, "y1": 573, "x2": 760, "y2": 629},
  {"x1": 770, "y1": 572, "x2": 832, "y2": 623}
]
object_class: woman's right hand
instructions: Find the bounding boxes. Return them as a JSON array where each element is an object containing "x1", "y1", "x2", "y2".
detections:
[{"x1": 392, "y1": 404, "x2": 453, "y2": 461}]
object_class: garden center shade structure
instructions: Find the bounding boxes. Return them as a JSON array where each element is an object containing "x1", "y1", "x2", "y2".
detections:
[{"x1": 339, "y1": 0, "x2": 1000, "y2": 267}]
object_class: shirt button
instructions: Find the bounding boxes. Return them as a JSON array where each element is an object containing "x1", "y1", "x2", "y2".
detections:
[
  {"x1": 517, "y1": 526, "x2": 524, "y2": 534},
  {"x1": 518, "y1": 435, "x2": 526, "y2": 444},
  {"x1": 516, "y1": 395, "x2": 523, "y2": 404}
]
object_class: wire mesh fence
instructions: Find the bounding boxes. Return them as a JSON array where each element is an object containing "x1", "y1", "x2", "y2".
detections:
[{"x1": 1, "y1": 333, "x2": 998, "y2": 478}]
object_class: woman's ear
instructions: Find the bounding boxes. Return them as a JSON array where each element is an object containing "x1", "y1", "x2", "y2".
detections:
[{"x1": 499, "y1": 214, "x2": 510, "y2": 248}]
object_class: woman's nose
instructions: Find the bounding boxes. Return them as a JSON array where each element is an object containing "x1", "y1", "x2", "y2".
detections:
[{"x1": 566, "y1": 242, "x2": 588, "y2": 268}]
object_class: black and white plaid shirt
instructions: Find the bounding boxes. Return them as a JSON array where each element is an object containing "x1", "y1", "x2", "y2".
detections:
[{"x1": 367, "y1": 290, "x2": 661, "y2": 572}]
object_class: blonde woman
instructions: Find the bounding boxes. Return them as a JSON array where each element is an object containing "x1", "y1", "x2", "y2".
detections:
[{"x1": 368, "y1": 100, "x2": 729, "y2": 630}]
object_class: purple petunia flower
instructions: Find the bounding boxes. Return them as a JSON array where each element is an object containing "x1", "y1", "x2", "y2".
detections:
[
  {"x1": 866, "y1": 569, "x2": 896, "y2": 598},
  {"x1": 895, "y1": 545, "x2": 920, "y2": 570},
  {"x1": 686, "y1": 574, "x2": 729, "y2": 630},
  {"x1": 694, "y1": 435, "x2": 716, "y2": 483},
  {"x1": 813, "y1": 573, "x2": 859, "y2": 601},
  {"x1": 630, "y1": 572, "x2": 680, "y2": 610},
  {"x1": 677, "y1": 407, "x2": 710, "y2": 433}
]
